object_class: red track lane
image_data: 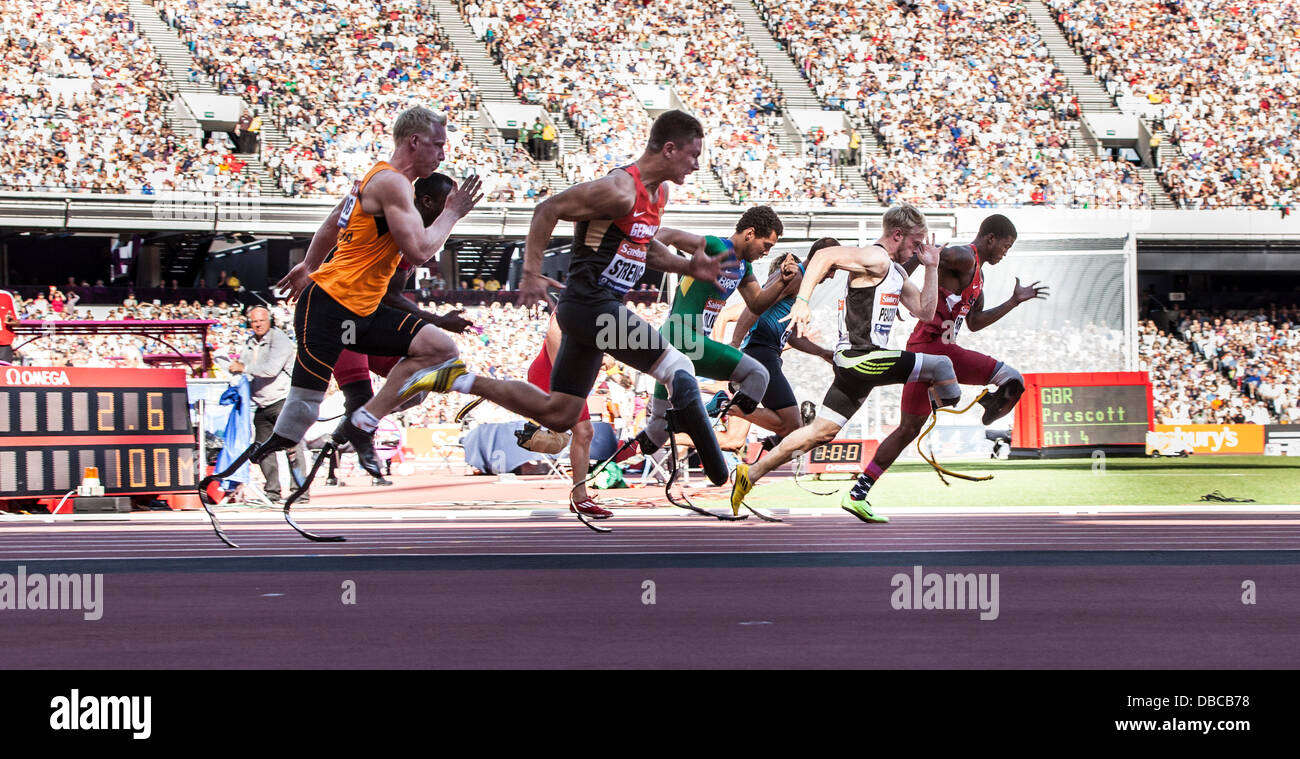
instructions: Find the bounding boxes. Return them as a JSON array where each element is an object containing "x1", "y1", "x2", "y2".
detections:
[
  {"x1": 1, "y1": 511, "x2": 1298, "y2": 668},
  {"x1": 2, "y1": 512, "x2": 1300, "y2": 559}
]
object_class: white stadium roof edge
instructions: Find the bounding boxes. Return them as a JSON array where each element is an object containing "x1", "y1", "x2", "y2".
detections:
[{"x1": 0, "y1": 191, "x2": 1298, "y2": 242}]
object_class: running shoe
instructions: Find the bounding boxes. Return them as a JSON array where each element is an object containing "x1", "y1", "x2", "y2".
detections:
[
  {"x1": 332, "y1": 417, "x2": 385, "y2": 480},
  {"x1": 705, "y1": 390, "x2": 731, "y2": 418},
  {"x1": 729, "y1": 462, "x2": 753, "y2": 516},
  {"x1": 977, "y1": 386, "x2": 1013, "y2": 425},
  {"x1": 840, "y1": 489, "x2": 889, "y2": 524},
  {"x1": 398, "y1": 358, "x2": 467, "y2": 402},
  {"x1": 455, "y1": 396, "x2": 484, "y2": 423},
  {"x1": 570, "y1": 495, "x2": 613, "y2": 520}
]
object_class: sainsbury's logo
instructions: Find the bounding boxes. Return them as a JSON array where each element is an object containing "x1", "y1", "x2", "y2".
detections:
[{"x1": 1155, "y1": 426, "x2": 1238, "y2": 452}]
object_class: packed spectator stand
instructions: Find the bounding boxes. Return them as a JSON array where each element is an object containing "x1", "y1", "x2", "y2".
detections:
[
  {"x1": 0, "y1": 0, "x2": 261, "y2": 195},
  {"x1": 1, "y1": 0, "x2": 1296, "y2": 209},
  {"x1": 462, "y1": 0, "x2": 866, "y2": 205},
  {"x1": 1, "y1": 285, "x2": 669, "y2": 442},
  {"x1": 755, "y1": 0, "x2": 1152, "y2": 208},
  {"x1": 1145, "y1": 307, "x2": 1300, "y2": 425},
  {"x1": 1048, "y1": 0, "x2": 1298, "y2": 211},
  {"x1": 153, "y1": 0, "x2": 551, "y2": 199}
]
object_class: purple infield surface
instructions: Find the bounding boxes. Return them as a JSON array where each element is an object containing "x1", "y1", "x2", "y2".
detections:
[{"x1": 1, "y1": 511, "x2": 1297, "y2": 669}]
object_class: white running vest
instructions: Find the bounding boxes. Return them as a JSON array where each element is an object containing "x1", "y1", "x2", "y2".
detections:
[{"x1": 836, "y1": 262, "x2": 906, "y2": 351}]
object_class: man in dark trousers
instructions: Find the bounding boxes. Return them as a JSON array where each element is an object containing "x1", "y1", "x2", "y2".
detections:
[
  {"x1": 528, "y1": 117, "x2": 545, "y2": 160},
  {"x1": 229, "y1": 306, "x2": 308, "y2": 503},
  {"x1": 0, "y1": 289, "x2": 19, "y2": 364},
  {"x1": 235, "y1": 111, "x2": 254, "y2": 153}
]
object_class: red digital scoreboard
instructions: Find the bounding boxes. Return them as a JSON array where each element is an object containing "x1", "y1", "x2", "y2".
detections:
[
  {"x1": 1012, "y1": 371, "x2": 1153, "y2": 455},
  {"x1": 0, "y1": 367, "x2": 197, "y2": 499}
]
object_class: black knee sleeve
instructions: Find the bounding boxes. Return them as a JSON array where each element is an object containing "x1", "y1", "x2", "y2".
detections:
[
  {"x1": 731, "y1": 392, "x2": 760, "y2": 415},
  {"x1": 667, "y1": 370, "x2": 729, "y2": 486},
  {"x1": 340, "y1": 380, "x2": 374, "y2": 418}
]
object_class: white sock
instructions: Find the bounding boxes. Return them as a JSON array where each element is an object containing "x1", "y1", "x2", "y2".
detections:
[
  {"x1": 351, "y1": 407, "x2": 380, "y2": 434},
  {"x1": 451, "y1": 372, "x2": 476, "y2": 394}
]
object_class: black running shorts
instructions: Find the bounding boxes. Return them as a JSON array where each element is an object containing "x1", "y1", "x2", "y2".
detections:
[
  {"x1": 820, "y1": 348, "x2": 917, "y2": 427},
  {"x1": 551, "y1": 298, "x2": 669, "y2": 398},
  {"x1": 743, "y1": 344, "x2": 797, "y2": 411},
  {"x1": 292, "y1": 282, "x2": 423, "y2": 392}
]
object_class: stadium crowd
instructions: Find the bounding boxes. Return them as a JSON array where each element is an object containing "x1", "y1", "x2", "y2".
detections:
[
  {"x1": 1049, "y1": 0, "x2": 1298, "y2": 210},
  {"x1": 6, "y1": 288, "x2": 246, "y2": 367},
  {"x1": 460, "y1": 0, "x2": 862, "y2": 205},
  {"x1": 156, "y1": 0, "x2": 550, "y2": 199},
  {"x1": 2, "y1": 286, "x2": 663, "y2": 438},
  {"x1": 1160, "y1": 308, "x2": 1300, "y2": 424},
  {"x1": 465, "y1": 0, "x2": 706, "y2": 202},
  {"x1": 0, "y1": 0, "x2": 259, "y2": 195},
  {"x1": 4, "y1": 0, "x2": 1298, "y2": 210},
  {"x1": 756, "y1": 0, "x2": 1152, "y2": 208}
]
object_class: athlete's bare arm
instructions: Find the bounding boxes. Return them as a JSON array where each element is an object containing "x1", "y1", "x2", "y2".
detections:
[
  {"x1": 654, "y1": 226, "x2": 706, "y2": 256},
  {"x1": 379, "y1": 269, "x2": 473, "y2": 333},
  {"x1": 519, "y1": 172, "x2": 637, "y2": 304},
  {"x1": 899, "y1": 239, "x2": 942, "y2": 322},
  {"x1": 731, "y1": 255, "x2": 802, "y2": 346},
  {"x1": 369, "y1": 171, "x2": 482, "y2": 267},
  {"x1": 737, "y1": 254, "x2": 796, "y2": 315},
  {"x1": 646, "y1": 239, "x2": 736, "y2": 286},
  {"x1": 938, "y1": 244, "x2": 976, "y2": 293},
  {"x1": 788, "y1": 334, "x2": 834, "y2": 362},
  {"x1": 652, "y1": 227, "x2": 748, "y2": 291},
  {"x1": 784, "y1": 245, "x2": 892, "y2": 337},
  {"x1": 276, "y1": 197, "x2": 345, "y2": 300},
  {"x1": 729, "y1": 305, "x2": 760, "y2": 348},
  {"x1": 965, "y1": 279, "x2": 1049, "y2": 332},
  {"x1": 713, "y1": 300, "x2": 747, "y2": 342},
  {"x1": 304, "y1": 199, "x2": 345, "y2": 271}
]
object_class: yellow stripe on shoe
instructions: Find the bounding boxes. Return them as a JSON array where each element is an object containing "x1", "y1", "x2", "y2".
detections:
[
  {"x1": 729, "y1": 463, "x2": 753, "y2": 516},
  {"x1": 398, "y1": 358, "x2": 467, "y2": 401}
]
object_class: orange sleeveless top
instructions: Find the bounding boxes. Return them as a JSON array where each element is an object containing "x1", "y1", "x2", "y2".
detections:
[{"x1": 311, "y1": 161, "x2": 404, "y2": 316}]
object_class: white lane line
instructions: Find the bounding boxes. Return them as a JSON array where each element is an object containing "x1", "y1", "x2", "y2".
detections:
[
  {"x1": 5, "y1": 538, "x2": 1299, "y2": 558},
  {"x1": 8, "y1": 546, "x2": 1300, "y2": 562},
  {"x1": 4, "y1": 504, "x2": 1300, "y2": 525}
]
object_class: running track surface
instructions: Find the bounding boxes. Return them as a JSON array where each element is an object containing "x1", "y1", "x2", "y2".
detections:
[{"x1": 2, "y1": 509, "x2": 1298, "y2": 669}]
